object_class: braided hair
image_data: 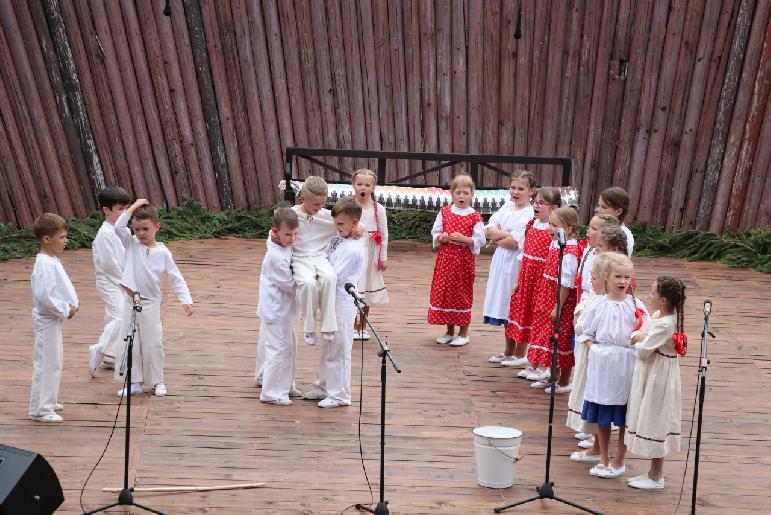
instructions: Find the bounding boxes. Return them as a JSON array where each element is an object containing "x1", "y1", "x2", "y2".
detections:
[{"x1": 656, "y1": 275, "x2": 687, "y2": 335}]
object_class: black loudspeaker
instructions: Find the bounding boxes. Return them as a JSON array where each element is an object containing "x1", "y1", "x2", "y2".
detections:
[{"x1": 0, "y1": 444, "x2": 64, "y2": 515}]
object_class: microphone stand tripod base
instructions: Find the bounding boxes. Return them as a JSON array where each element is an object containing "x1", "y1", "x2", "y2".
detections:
[{"x1": 355, "y1": 501, "x2": 389, "y2": 514}]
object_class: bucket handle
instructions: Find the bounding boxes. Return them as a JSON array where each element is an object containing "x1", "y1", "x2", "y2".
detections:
[{"x1": 488, "y1": 440, "x2": 524, "y2": 463}]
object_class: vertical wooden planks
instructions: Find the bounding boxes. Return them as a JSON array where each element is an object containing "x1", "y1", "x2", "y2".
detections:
[
  {"x1": 556, "y1": 0, "x2": 585, "y2": 181},
  {"x1": 341, "y1": 0, "x2": 368, "y2": 169},
  {"x1": 746, "y1": 95, "x2": 771, "y2": 228},
  {"x1": 481, "y1": 0, "x2": 501, "y2": 186},
  {"x1": 709, "y1": 0, "x2": 770, "y2": 233},
  {"x1": 637, "y1": 0, "x2": 689, "y2": 223},
  {"x1": 327, "y1": 0, "x2": 354, "y2": 173},
  {"x1": 422, "y1": 0, "x2": 441, "y2": 183},
  {"x1": 466, "y1": 0, "x2": 483, "y2": 158},
  {"x1": 540, "y1": 0, "x2": 568, "y2": 188},
  {"x1": 403, "y1": 0, "x2": 422, "y2": 180},
  {"x1": 262, "y1": 0, "x2": 295, "y2": 160},
  {"x1": 497, "y1": 0, "x2": 517, "y2": 162},
  {"x1": 696, "y1": 0, "x2": 756, "y2": 230},
  {"x1": 513, "y1": 0, "x2": 533, "y2": 159},
  {"x1": 451, "y1": 0, "x2": 466, "y2": 162},
  {"x1": 0, "y1": 107, "x2": 35, "y2": 225},
  {"x1": 655, "y1": 0, "x2": 708, "y2": 227},
  {"x1": 387, "y1": 0, "x2": 408, "y2": 178},
  {"x1": 357, "y1": 0, "x2": 382, "y2": 168},
  {"x1": 526, "y1": 0, "x2": 550, "y2": 182},
  {"x1": 373, "y1": 0, "x2": 395, "y2": 179}
]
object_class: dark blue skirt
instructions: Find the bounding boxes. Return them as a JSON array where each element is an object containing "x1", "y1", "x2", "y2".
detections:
[
  {"x1": 483, "y1": 316, "x2": 507, "y2": 327},
  {"x1": 581, "y1": 401, "x2": 626, "y2": 428}
]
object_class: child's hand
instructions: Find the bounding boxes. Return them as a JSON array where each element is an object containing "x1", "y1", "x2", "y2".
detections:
[
  {"x1": 351, "y1": 223, "x2": 366, "y2": 239},
  {"x1": 128, "y1": 198, "x2": 149, "y2": 213},
  {"x1": 379, "y1": 260, "x2": 388, "y2": 271},
  {"x1": 630, "y1": 331, "x2": 645, "y2": 345},
  {"x1": 437, "y1": 232, "x2": 451, "y2": 244},
  {"x1": 67, "y1": 306, "x2": 77, "y2": 319},
  {"x1": 183, "y1": 304, "x2": 193, "y2": 317},
  {"x1": 550, "y1": 307, "x2": 558, "y2": 322}
]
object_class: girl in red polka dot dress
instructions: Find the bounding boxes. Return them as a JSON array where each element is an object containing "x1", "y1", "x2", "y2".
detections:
[
  {"x1": 428, "y1": 174, "x2": 486, "y2": 347},
  {"x1": 525, "y1": 207, "x2": 583, "y2": 391},
  {"x1": 502, "y1": 187, "x2": 562, "y2": 367}
]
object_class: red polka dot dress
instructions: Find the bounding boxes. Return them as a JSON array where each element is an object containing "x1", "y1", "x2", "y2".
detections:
[
  {"x1": 505, "y1": 220, "x2": 552, "y2": 344},
  {"x1": 427, "y1": 205, "x2": 483, "y2": 327},
  {"x1": 527, "y1": 240, "x2": 583, "y2": 368}
]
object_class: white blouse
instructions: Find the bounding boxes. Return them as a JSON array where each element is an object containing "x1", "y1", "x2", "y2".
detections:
[
  {"x1": 31, "y1": 253, "x2": 79, "y2": 330},
  {"x1": 485, "y1": 201, "x2": 534, "y2": 246},
  {"x1": 430, "y1": 205, "x2": 486, "y2": 255},
  {"x1": 92, "y1": 221, "x2": 128, "y2": 284},
  {"x1": 257, "y1": 238, "x2": 296, "y2": 322},
  {"x1": 115, "y1": 212, "x2": 192, "y2": 304},
  {"x1": 328, "y1": 236, "x2": 366, "y2": 298},
  {"x1": 291, "y1": 205, "x2": 336, "y2": 258}
]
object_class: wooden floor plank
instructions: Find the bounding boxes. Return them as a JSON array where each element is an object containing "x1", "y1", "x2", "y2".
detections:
[{"x1": 1, "y1": 239, "x2": 768, "y2": 514}]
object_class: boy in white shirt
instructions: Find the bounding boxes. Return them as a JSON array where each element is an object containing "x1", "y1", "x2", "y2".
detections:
[
  {"x1": 256, "y1": 206, "x2": 300, "y2": 405},
  {"x1": 89, "y1": 186, "x2": 131, "y2": 376},
  {"x1": 29, "y1": 213, "x2": 79, "y2": 423},
  {"x1": 303, "y1": 196, "x2": 366, "y2": 408},
  {"x1": 114, "y1": 199, "x2": 193, "y2": 397},
  {"x1": 291, "y1": 176, "x2": 339, "y2": 345}
]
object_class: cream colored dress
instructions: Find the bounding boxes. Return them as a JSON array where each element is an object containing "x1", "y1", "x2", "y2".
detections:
[
  {"x1": 625, "y1": 312, "x2": 682, "y2": 458},
  {"x1": 566, "y1": 291, "x2": 599, "y2": 432},
  {"x1": 357, "y1": 203, "x2": 389, "y2": 305}
]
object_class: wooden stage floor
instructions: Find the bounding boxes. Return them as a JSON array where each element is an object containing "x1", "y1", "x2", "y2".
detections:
[{"x1": 1, "y1": 239, "x2": 769, "y2": 514}]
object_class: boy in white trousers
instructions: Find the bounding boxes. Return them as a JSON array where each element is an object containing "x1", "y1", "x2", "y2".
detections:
[
  {"x1": 256, "y1": 206, "x2": 301, "y2": 405},
  {"x1": 114, "y1": 199, "x2": 193, "y2": 397},
  {"x1": 89, "y1": 186, "x2": 131, "y2": 376},
  {"x1": 29, "y1": 213, "x2": 79, "y2": 423},
  {"x1": 291, "y1": 176, "x2": 338, "y2": 345},
  {"x1": 303, "y1": 196, "x2": 366, "y2": 408}
]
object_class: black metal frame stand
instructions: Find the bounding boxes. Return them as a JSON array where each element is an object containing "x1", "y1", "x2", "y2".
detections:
[
  {"x1": 352, "y1": 298, "x2": 401, "y2": 515},
  {"x1": 690, "y1": 303, "x2": 714, "y2": 515},
  {"x1": 495, "y1": 240, "x2": 602, "y2": 514},
  {"x1": 84, "y1": 295, "x2": 165, "y2": 515}
]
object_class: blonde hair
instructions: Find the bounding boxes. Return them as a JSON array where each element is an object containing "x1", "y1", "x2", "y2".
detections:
[
  {"x1": 590, "y1": 252, "x2": 612, "y2": 279},
  {"x1": 592, "y1": 213, "x2": 620, "y2": 228},
  {"x1": 510, "y1": 170, "x2": 538, "y2": 189},
  {"x1": 552, "y1": 206, "x2": 579, "y2": 237},
  {"x1": 300, "y1": 176, "x2": 328, "y2": 198},
  {"x1": 352, "y1": 168, "x2": 377, "y2": 185},
  {"x1": 450, "y1": 174, "x2": 475, "y2": 193},
  {"x1": 602, "y1": 253, "x2": 633, "y2": 279},
  {"x1": 331, "y1": 195, "x2": 362, "y2": 219},
  {"x1": 600, "y1": 224, "x2": 628, "y2": 255}
]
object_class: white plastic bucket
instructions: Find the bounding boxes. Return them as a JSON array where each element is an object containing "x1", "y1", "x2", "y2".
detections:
[{"x1": 472, "y1": 426, "x2": 523, "y2": 488}]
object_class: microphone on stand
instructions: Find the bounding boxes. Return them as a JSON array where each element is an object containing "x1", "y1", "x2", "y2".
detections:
[
  {"x1": 345, "y1": 283, "x2": 367, "y2": 305},
  {"x1": 703, "y1": 298, "x2": 712, "y2": 317},
  {"x1": 557, "y1": 227, "x2": 566, "y2": 247}
]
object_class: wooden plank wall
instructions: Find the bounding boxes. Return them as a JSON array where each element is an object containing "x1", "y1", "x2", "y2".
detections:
[{"x1": 0, "y1": 0, "x2": 768, "y2": 231}]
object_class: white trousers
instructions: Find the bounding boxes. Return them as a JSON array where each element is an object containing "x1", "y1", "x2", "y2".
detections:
[
  {"x1": 292, "y1": 255, "x2": 337, "y2": 334},
  {"x1": 95, "y1": 279, "x2": 125, "y2": 360},
  {"x1": 318, "y1": 297, "x2": 356, "y2": 404},
  {"x1": 257, "y1": 319, "x2": 297, "y2": 403},
  {"x1": 114, "y1": 297, "x2": 164, "y2": 387},
  {"x1": 29, "y1": 321, "x2": 63, "y2": 417}
]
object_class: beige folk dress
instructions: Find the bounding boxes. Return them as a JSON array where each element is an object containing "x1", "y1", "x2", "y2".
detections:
[
  {"x1": 357, "y1": 203, "x2": 389, "y2": 305},
  {"x1": 625, "y1": 312, "x2": 682, "y2": 458}
]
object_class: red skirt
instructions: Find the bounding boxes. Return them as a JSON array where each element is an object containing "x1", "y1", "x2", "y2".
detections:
[
  {"x1": 526, "y1": 278, "x2": 576, "y2": 368},
  {"x1": 505, "y1": 257, "x2": 545, "y2": 344},
  {"x1": 427, "y1": 243, "x2": 475, "y2": 326}
]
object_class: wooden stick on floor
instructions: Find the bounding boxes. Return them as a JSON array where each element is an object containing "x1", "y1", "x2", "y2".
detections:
[{"x1": 102, "y1": 482, "x2": 266, "y2": 493}]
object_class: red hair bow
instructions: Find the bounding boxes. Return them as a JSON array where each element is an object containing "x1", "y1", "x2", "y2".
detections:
[
  {"x1": 633, "y1": 308, "x2": 645, "y2": 332},
  {"x1": 672, "y1": 332, "x2": 688, "y2": 357}
]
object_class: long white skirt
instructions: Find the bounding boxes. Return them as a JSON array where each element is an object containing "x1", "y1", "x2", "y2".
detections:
[{"x1": 483, "y1": 247, "x2": 521, "y2": 322}]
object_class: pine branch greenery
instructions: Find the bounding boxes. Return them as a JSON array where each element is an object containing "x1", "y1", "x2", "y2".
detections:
[{"x1": 1, "y1": 200, "x2": 768, "y2": 273}]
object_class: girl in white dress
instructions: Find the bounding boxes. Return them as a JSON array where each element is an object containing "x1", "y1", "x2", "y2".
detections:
[
  {"x1": 352, "y1": 169, "x2": 389, "y2": 340},
  {"x1": 625, "y1": 276, "x2": 687, "y2": 490},
  {"x1": 485, "y1": 171, "x2": 536, "y2": 365},
  {"x1": 579, "y1": 253, "x2": 648, "y2": 479}
]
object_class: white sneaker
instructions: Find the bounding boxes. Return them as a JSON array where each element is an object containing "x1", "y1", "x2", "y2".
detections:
[
  {"x1": 262, "y1": 398, "x2": 292, "y2": 406},
  {"x1": 303, "y1": 388, "x2": 327, "y2": 400},
  {"x1": 575, "y1": 432, "x2": 593, "y2": 440},
  {"x1": 449, "y1": 336, "x2": 469, "y2": 346},
  {"x1": 88, "y1": 345, "x2": 104, "y2": 378},
  {"x1": 488, "y1": 354, "x2": 513, "y2": 363},
  {"x1": 54, "y1": 403, "x2": 64, "y2": 411},
  {"x1": 517, "y1": 367, "x2": 535, "y2": 378},
  {"x1": 627, "y1": 473, "x2": 650, "y2": 484},
  {"x1": 435, "y1": 334, "x2": 455, "y2": 344},
  {"x1": 570, "y1": 451, "x2": 601, "y2": 463},
  {"x1": 304, "y1": 333, "x2": 317, "y2": 346},
  {"x1": 628, "y1": 476, "x2": 664, "y2": 490},
  {"x1": 321, "y1": 332, "x2": 335, "y2": 342},
  {"x1": 117, "y1": 383, "x2": 143, "y2": 397},
  {"x1": 154, "y1": 383, "x2": 167, "y2": 397},
  {"x1": 578, "y1": 438, "x2": 595, "y2": 449},
  {"x1": 501, "y1": 356, "x2": 530, "y2": 367},
  {"x1": 545, "y1": 384, "x2": 572, "y2": 394},
  {"x1": 99, "y1": 360, "x2": 115, "y2": 370},
  {"x1": 596, "y1": 464, "x2": 625, "y2": 479},
  {"x1": 531, "y1": 379, "x2": 550, "y2": 389},
  {"x1": 526, "y1": 369, "x2": 550, "y2": 381},
  {"x1": 30, "y1": 413, "x2": 63, "y2": 423},
  {"x1": 289, "y1": 387, "x2": 303, "y2": 398},
  {"x1": 359, "y1": 330, "x2": 371, "y2": 340},
  {"x1": 318, "y1": 397, "x2": 349, "y2": 408}
]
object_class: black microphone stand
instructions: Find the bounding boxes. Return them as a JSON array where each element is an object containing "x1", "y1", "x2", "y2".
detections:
[
  {"x1": 84, "y1": 294, "x2": 165, "y2": 515},
  {"x1": 496, "y1": 238, "x2": 602, "y2": 514},
  {"x1": 351, "y1": 295, "x2": 401, "y2": 515},
  {"x1": 690, "y1": 302, "x2": 714, "y2": 515}
]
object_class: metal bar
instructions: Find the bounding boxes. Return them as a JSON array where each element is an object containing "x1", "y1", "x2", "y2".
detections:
[
  {"x1": 562, "y1": 160, "x2": 572, "y2": 187},
  {"x1": 390, "y1": 160, "x2": 461, "y2": 184},
  {"x1": 478, "y1": 161, "x2": 511, "y2": 177},
  {"x1": 470, "y1": 162, "x2": 479, "y2": 184},
  {"x1": 296, "y1": 154, "x2": 352, "y2": 179},
  {"x1": 377, "y1": 158, "x2": 386, "y2": 185}
]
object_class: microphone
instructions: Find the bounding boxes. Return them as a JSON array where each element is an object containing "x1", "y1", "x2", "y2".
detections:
[
  {"x1": 345, "y1": 283, "x2": 366, "y2": 304},
  {"x1": 703, "y1": 298, "x2": 712, "y2": 317},
  {"x1": 557, "y1": 227, "x2": 566, "y2": 247}
]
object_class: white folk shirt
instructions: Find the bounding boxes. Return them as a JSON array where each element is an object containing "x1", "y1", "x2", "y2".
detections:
[
  {"x1": 291, "y1": 205, "x2": 336, "y2": 258},
  {"x1": 114, "y1": 212, "x2": 192, "y2": 304},
  {"x1": 31, "y1": 253, "x2": 79, "y2": 331},
  {"x1": 257, "y1": 238, "x2": 296, "y2": 322},
  {"x1": 360, "y1": 203, "x2": 389, "y2": 261},
  {"x1": 622, "y1": 224, "x2": 634, "y2": 257},
  {"x1": 92, "y1": 221, "x2": 128, "y2": 284},
  {"x1": 328, "y1": 236, "x2": 366, "y2": 299},
  {"x1": 430, "y1": 205, "x2": 487, "y2": 255}
]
